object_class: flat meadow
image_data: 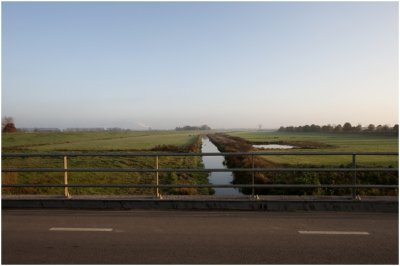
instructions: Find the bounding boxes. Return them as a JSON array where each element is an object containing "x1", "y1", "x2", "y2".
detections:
[
  {"x1": 2, "y1": 130, "x2": 398, "y2": 196},
  {"x1": 2, "y1": 130, "x2": 198, "y2": 151},
  {"x1": 227, "y1": 131, "x2": 399, "y2": 167},
  {"x1": 2, "y1": 130, "x2": 210, "y2": 196},
  {"x1": 222, "y1": 131, "x2": 398, "y2": 196}
]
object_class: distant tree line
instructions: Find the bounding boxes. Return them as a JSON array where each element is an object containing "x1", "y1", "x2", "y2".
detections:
[
  {"x1": 18, "y1": 127, "x2": 134, "y2": 133},
  {"x1": 1, "y1": 116, "x2": 144, "y2": 133},
  {"x1": 175, "y1": 125, "x2": 211, "y2": 131},
  {"x1": 278, "y1": 122, "x2": 399, "y2": 134}
]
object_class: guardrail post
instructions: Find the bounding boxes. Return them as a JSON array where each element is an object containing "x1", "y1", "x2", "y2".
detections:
[
  {"x1": 352, "y1": 153, "x2": 357, "y2": 200},
  {"x1": 155, "y1": 155, "x2": 161, "y2": 199},
  {"x1": 63, "y1": 156, "x2": 70, "y2": 198},
  {"x1": 251, "y1": 154, "x2": 259, "y2": 199}
]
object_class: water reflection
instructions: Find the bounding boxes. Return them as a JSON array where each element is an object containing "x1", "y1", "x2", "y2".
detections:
[
  {"x1": 201, "y1": 137, "x2": 242, "y2": 195},
  {"x1": 253, "y1": 144, "x2": 295, "y2": 149}
]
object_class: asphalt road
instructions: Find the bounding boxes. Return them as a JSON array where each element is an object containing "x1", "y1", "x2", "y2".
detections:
[{"x1": 2, "y1": 210, "x2": 398, "y2": 264}]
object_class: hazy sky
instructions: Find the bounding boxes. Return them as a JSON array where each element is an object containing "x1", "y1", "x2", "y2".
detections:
[{"x1": 2, "y1": 2, "x2": 398, "y2": 129}]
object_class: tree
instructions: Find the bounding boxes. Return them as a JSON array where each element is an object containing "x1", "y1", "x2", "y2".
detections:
[
  {"x1": 393, "y1": 124, "x2": 399, "y2": 133},
  {"x1": 176, "y1": 125, "x2": 211, "y2": 131},
  {"x1": 342, "y1": 122, "x2": 352, "y2": 132},
  {"x1": 334, "y1": 124, "x2": 342, "y2": 132},
  {"x1": 2, "y1": 116, "x2": 13, "y2": 129},
  {"x1": 310, "y1": 124, "x2": 321, "y2": 132},
  {"x1": 367, "y1": 124, "x2": 375, "y2": 132},
  {"x1": 302, "y1": 125, "x2": 311, "y2": 132},
  {"x1": 321, "y1": 124, "x2": 333, "y2": 133},
  {"x1": 2, "y1": 116, "x2": 16, "y2": 133},
  {"x1": 200, "y1": 125, "x2": 211, "y2": 130},
  {"x1": 382, "y1": 125, "x2": 390, "y2": 132},
  {"x1": 286, "y1": 126, "x2": 294, "y2": 132}
]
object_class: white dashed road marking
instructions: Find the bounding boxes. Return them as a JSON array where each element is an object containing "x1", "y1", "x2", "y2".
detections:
[
  {"x1": 49, "y1": 227, "x2": 113, "y2": 232},
  {"x1": 298, "y1": 230, "x2": 369, "y2": 235}
]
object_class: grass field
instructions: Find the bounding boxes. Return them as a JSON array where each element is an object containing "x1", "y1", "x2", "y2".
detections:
[
  {"x1": 2, "y1": 130, "x2": 211, "y2": 196},
  {"x1": 2, "y1": 131, "x2": 199, "y2": 151},
  {"x1": 227, "y1": 131, "x2": 399, "y2": 167},
  {"x1": 217, "y1": 131, "x2": 398, "y2": 196},
  {"x1": 2, "y1": 130, "x2": 398, "y2": 196}
]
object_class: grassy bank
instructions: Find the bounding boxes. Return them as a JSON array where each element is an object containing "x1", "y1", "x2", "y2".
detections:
[{"x1": 2, "y1": 131, "x2": 212, "y2": 196}]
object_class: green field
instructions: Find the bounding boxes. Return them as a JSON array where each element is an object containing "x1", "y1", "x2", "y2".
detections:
[
  {"x1": 2, "y1": 130, "x2": 199, "y2": 151},
  {"x1": 223, "y1": 131, "x2": 398, "y2": 196},
  {"x1": 2, "y1": 130, "x2": 398, "y2": 196},
  {"x1": 2, "y1": 130, "x2": 210, "y2": 196},
  {"x1": 227, "y1": 131, "x2": 399, "y2": 167}
]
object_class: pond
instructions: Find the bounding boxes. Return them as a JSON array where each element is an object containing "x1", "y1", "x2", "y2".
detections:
[
  {"x1": 253, "y1": 144, "x2": 295, "y2": 149},
  {"x1": 201, "y1": 137, "x2": 242, "y2": 196}
]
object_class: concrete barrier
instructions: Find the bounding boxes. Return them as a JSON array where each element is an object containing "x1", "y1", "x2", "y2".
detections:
[{"x1": 2, "y1": 195, "x2": 398, "y2": 212}]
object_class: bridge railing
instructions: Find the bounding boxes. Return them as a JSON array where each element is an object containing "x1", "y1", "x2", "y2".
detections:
[{"x1": 2, "y1": 152, "x2": 398, "y2": 199}]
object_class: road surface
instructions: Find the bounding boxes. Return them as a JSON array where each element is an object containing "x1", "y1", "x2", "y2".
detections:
[{"x1": 2, "y1": 210, "x2": 398, "y2": 264}]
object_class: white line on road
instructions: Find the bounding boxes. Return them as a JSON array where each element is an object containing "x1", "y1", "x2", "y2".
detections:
[
  {"x1": 49, "y1": 227, "x2": 113, "y2": 232},
  {"x1": 298, "y1": 230, "x2": 370, "y2": 235}
]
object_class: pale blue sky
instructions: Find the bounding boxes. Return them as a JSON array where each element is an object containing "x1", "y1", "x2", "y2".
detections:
[{"x1": 2, "y1": 2, "x2": 398, "y2": 129}]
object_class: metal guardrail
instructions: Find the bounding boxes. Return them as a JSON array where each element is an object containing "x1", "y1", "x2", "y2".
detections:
[{"x1": 2, "y1": 152, "x2": 398, "y2": 199}]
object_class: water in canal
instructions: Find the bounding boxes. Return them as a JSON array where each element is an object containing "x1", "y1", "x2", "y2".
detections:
[
  {"x1": 201, "y1": 137, "x2": 242, "y2": 196},
  {"x1": 253, "y1": 144, "x2": 295, "y2": 149}
]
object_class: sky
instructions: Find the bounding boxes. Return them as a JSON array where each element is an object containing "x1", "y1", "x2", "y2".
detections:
[{"x1": 2, "y1": 2, "x2": 398, "y2": 130}]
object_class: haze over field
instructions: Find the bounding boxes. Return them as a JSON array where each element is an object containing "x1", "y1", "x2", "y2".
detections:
[{"x1": 2, "y1": 2, "x2": 398, "y2": 130}]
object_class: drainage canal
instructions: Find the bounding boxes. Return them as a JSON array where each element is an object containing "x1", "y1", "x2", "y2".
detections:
[{"x1": 201, "y1": 137, "x2": 242, "y2": 196}]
